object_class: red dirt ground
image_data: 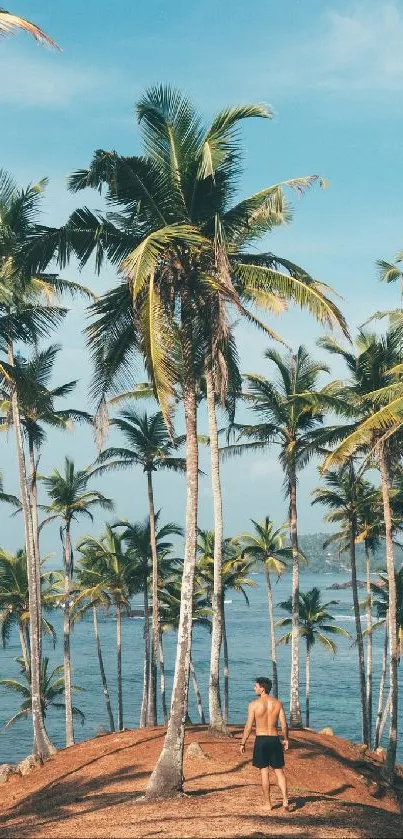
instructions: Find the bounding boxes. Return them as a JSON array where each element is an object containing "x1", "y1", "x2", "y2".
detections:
[{"x1": 0, "y1": 726, "x2": 402, "y2": 838}]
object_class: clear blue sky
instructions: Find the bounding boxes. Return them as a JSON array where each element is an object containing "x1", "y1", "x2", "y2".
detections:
[{"x1": 1, "y1": 0, "x2": 403, "y2": 555}]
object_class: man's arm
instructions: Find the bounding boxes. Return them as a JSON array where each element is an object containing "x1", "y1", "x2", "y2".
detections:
[
  {"x1": 279, "y1": 703, "x2": 289, "y2": 750},
  {"x1": 240, "y1": 702, "x2": 255, "y2": 754}
]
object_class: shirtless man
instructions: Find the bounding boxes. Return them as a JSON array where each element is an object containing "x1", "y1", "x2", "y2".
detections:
[{"x1": 240, "y1": 676, "x2": 289, "y2": 811}]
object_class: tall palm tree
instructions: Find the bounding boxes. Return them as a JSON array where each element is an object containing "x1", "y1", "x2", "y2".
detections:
[
  {"x1": 0, "y1": 344, "x2": 91, "y2": 582},
  {"x1": 0, "y1": 656, "x2": 84, "y2": 732},
  {"x1": 0, "y1": 548, "x2": 57, "y2": 673},
  {"x1": 40, "y1": 458, "x2": 113, "y2": 746},
  {"x1": 116, "y1": 514, "x2": 183, "y2": 725},
  {"x1": 238, "y1": 518, "x2": 293, "y2": 697},
  {"x1": 276, "y1": 587, "x2": 350, "y2": 727},
  {"x1": 76, "y1": 526, "x2": 139, "y2": 731},
  {"x1": 0, "y1": 8, "x2": 59, "y2": 46},
  {"x1": 224, "y1": 345, "x2": 335, "y2": 726},
  {"x1": 320, "y1": 328, "x2": 402, "y2": 778},
  {"x1": 0, "y1": 171, "x2": 90, "y2": 759},
  {"x1": 197, "y1": 531, "x2": 256, "y2": 723},
  {"x1": 312, "y1": 464, "x2": 379, "y2": 745},
  {"x1": 29, "y1": 87, "x2": 346, "y2": 796},
  {"x1": 95, "y1": 408, "x2": 185, "y2": 724}
]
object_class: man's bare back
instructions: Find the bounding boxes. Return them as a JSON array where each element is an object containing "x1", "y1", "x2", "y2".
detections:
[{"x1": 252, "y1": 694, "x2": 286, "y2": 736}]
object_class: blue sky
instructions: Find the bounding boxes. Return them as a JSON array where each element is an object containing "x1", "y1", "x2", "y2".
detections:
[{"x1": 1, "y1": 0, "x2": 403, "y2": 555}]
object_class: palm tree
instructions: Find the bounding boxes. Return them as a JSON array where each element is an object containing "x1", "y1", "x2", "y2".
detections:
[
  {"x1": 224, "y1": 345, "x2": 335, "y2": 727},
  {"x1": 40, "y1": 458, "x2": 113, "y2": 746},
  {"x1": 197, "y1": 530, "x2": 256, "y2": 723},
  {"x1": 312, "y1": 463, "x2": 379, "y2": 745},
  {"x1": 0, "y1": 344, "x2": 91, "y2": 583},
  {"x1": 320, "y1": 328, "x2": 402, "y2": 778},
  {"x1": 0, "y1": 171, "x2": 90, "y2": 759},
  {"x1": 0, "y1": 656, "x2": 84, "y2": 732},
  {"x1": 0, "y1": 8, "x2": 59, "y2": 46},
  {"x1": 238, "y1": 518, "x2": 293, "y2": 697},
  {"x1": 76, "y1": 526, "x2": 139, "y2": 731},
  {"x1": 276, "y1": 587, "x2": 350, "y2": 728},
  {"x1": 117, "y1": 515, "x2": 183, "y2": 726},
  {"x1": 95, "y1": 408, "x2": 186, "y2": 725},
  {"x1": 29, "y1": 88, "x2": 346, "y2": 796},
  {"x1": 0, "y1": 548, "x2": 57, "y2": 673}
]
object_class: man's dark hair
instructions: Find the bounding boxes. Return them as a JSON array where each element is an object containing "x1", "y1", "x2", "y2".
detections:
[{"x1": 256, "y1": 676, "x2": 272, "y2": 694}]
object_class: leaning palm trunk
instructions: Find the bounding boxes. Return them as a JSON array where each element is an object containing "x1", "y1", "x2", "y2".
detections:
[
  {"x1": 7, "y1": 342, "x2": 55, "y2": 758},
  {"x1": 140, "y1": 557, "x2": 150, "y2": 727},
  {"x1": 206, "y1": 369, "x2": 227, "y2": 734},
  {"x1": 190, "y1": 653, "x2": 206, "y2": 724},
  {"x1": 146, "y1": 380, "x2": 199, "y2": 798},
  {"x1": 28, "y1": 436, "x2": 42, "y2": 656},
  {"x1": 349, "y1": 519, "x2": 369, "y2": 746},
  {"x1": 365, "y1": 544, "x2": 373, "y2": 746},
  {"x1": 222, "y1": 599, "x2": 229, "y2": 723},
  {"x1": 289, "y1": 462, "x2": 302, "y2": 727},
  {"x1": 378, "y1": 688, "x2": 392, "y2": 746},
  {"x1": 159, "y1": 628, "x2": 168, "y2": 724},
  {"x1": 378, "y1": 445, "x2": 398, "y2": 782},
  {"x1": 18, "y1": 622, "x2": 31, "y2": 677},
  {"x1": 374, "y1": 617, "x2": 388, "y2": 750},
  {"x1": 147, "y1": 470, "x2": 159, "y2": 726},
  {"x1": 93, "y1": 605, "x2": 115, "y2": 732},
  {"x1": 264, "y1": 567, "x2": 278, "y2": 698},
  {"x1": 117, "y1": 603, "x2": 123, "y2": 730},
  {"x1": 305, "y1": 644, "x2": 311, "y2": 728},
  {"x1": 63, "y1": 525, "x2": 74, "y2": 746}
]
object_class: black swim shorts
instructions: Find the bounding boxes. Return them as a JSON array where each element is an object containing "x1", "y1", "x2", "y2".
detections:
[{"x1": 252, "y1": 735, "x2": 285, "y2": 769}]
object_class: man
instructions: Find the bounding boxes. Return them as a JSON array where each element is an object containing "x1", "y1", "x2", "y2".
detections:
[{"x1": 240, "y1": 676, "x2": 289, "y2": 811}]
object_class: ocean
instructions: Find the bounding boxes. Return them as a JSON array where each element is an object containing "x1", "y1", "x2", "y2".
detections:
[{"x1": 0, "y1": 570, "x2": 401, "y2": 765}]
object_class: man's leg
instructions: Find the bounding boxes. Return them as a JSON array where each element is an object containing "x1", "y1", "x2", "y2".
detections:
[
  {"x1": 274, "y1": 768, "x2": 289, "y2": 809},
  {"x1": 260, "y1": 767, "x2": 271, "y2": 809}
]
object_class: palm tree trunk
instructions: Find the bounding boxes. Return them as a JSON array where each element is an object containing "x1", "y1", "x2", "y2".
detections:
[
  {"x1": 7, "y1": 341, "x2": 55, "y2": 760},
  {"x1": 159, "y1": 627, "x2": 168, "y2": 724},
  {"x1": 349, "y1": 517, "x2": 369, "y2": 746},
  {"x1": 378, "y1": 688, "x2": 391, "y2": 746},
  {"x1": 206, "y1": 369, "x2": 227, "y2": 734},
  {"x1": 18, "y1": 622, "x2": 30, "y2": 676},
  {"x1": 289, "y1": 460, "x2": 302, "y2": 727},
  {"x1": 63, "y1": 525, "x2": 74, "y2": 746},
  {"x1": 147, "y1": 470, "x2": 158, "y2": 726},
  {"x1": 378, "y1": 445, "x2": 398, "y2": 782},
  {"x1": 140, "y1": 557, "x2": 150, "y2": 728},
  {"x1": 190, "y1": 653, "x2": 206, "y2": 724},
  {"x1": 93, "y1": 605, "x2": 115, "y2": 732},
  {"x1": 305, "y1": 644, "x2": 311, "y2": 728},
  {"x1": 365, "y1": 544, "x2": 373, "y2": 747},
  {"x1": 28, "y1": 436, "x2": 41, "y2": 657},
  {"x1": 145, "y1": 377, "x2": 199, "y2": 799},
  {"x1": 117, "y1": 603, "x2": 123, "y2": 731},
  {"x1": 374, "y1": 618, "x2": 388, "y2": 750},
  {"x1": 222, "y1": 598, "x2": 229, "y2": 724},
  {"x1": 265, "y1": 567, "x2": 278, "y2": 698}
]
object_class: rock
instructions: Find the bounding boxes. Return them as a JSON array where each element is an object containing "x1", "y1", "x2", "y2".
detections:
[
  {"x1": 327, "y1": 580, "x2": 366, "y2": 590},
  {"x1": 319, "y1": 727, "x2": 334, "y2": 736},
  {"x1": 356, "y1": 743, "x2": 368, "y2": 755},
  {"x1": 0, "y1": 764, "x2": 14, "y2": 784},
  {"x1": 185, "y1": 742, "x2": 207, "y2": 759},
  {"x1": 17, "y1": 754, "x2": 41, "y2": 777},
  {"x1": 375, "y1": 747, "x2": 386, "y2": 761}
]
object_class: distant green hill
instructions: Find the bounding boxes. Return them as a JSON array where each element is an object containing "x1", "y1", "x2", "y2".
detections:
[{"x1": 298, "y1": 532, "x2": 403, "y2": 574}]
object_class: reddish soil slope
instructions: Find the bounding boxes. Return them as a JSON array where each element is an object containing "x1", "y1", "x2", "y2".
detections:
[{"x1": 0, "y1": 726, "x2": 402, "y2": 838}]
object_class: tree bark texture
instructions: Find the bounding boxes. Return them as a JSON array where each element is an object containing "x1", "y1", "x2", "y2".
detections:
[
  {"x1": 159, "y1": 628, "x2": 168, "y2": 724},
  {"x1": 265, "y1": 567, "x2": 278, "y2": 698},
  {"x1": 289, "y1": 460, "x2": 302, "y2": 727},
  {"x1": 222, "y1": 600, "x2": 229, "y2": 724},
  {"x1": 63, "y1": 524, "x2": 74, "y2": 746},
  {"x1": 147, "y1": 470, "x2": 159, "y2": 726},
  {"x1": 190, "y1": 653, "x2": 206, "y2": 724},
  {"x1": 305, "y1": 645, "x2": 311, "y2": 729},
  {"x1": 117, "y1": 603, "x2": 123, "y2": 731},
  {"x1": 374, "y1": 618, "x2": 388, "y2": 750},
  {"x1": 140, "y1": 556, "x2": 150, "y2": 728},
  {"x1": 93, "y1": 605, "x2": 115, "y2": 732},
  {"x1": 349, "y1": 519, "x2": 369, "y2": 746},
  {"x1": 365, "y1": 544, "x2": 373, "y2": 747}
]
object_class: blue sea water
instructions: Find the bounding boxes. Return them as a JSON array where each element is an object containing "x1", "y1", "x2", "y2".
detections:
[{"x1": 0, "y1": 570, "x2": 401, "y2": 764}]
